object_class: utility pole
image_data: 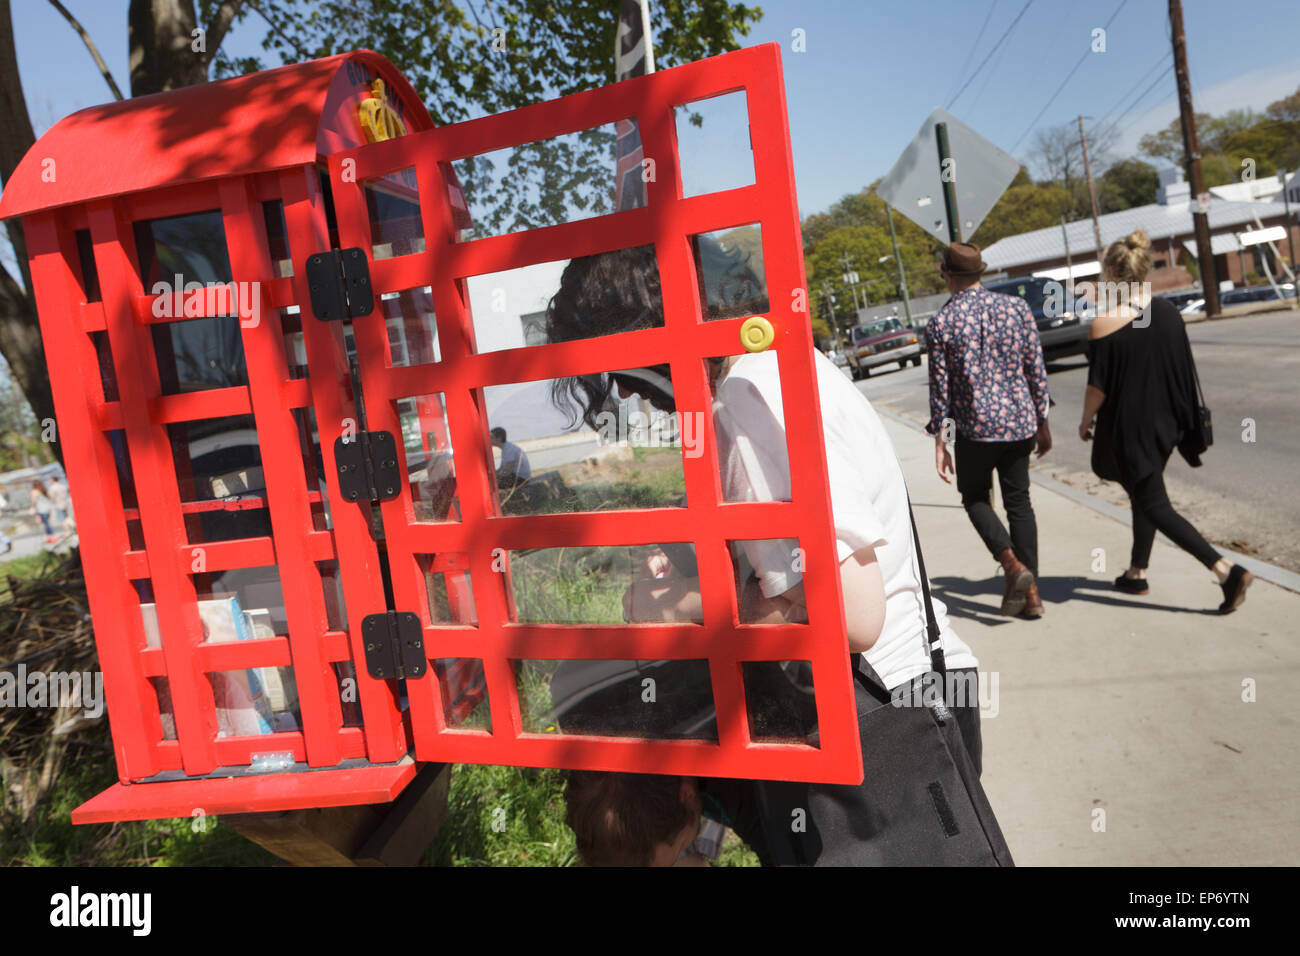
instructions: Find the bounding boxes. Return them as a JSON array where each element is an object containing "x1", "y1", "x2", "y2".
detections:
[
  {"x1": 1061, "y1": 215, "x2": 1073, "y2": 284},
  {"x1": 936, "y1": 122, "x2": 962, "y2": 243},
  {"x1": 1281, "y1": 169, "x2": 1298, "y2": 279},
  {"x1": 822, "y1": 283, "x2": 840, "y2": 348},
  {"x1": 839, "y1": 253, "x2": 862, "y2": 312},
  {"x1": 1078, "y1": 115, "x2": 1103, "y2": 266},
  {"x1": 1169, "y1": 0, "x2": 1219, "y2": 316},
  {"x1": 886, "y1": 206, "x2": 914, "y2": 328}
]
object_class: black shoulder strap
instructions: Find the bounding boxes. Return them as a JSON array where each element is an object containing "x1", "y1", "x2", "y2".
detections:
[{"x1": 907, "y1": 493, "x2": 946, "y2": 676}]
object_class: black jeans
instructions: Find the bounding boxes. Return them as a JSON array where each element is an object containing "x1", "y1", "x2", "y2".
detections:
[
  {"x1": 955, "y1": 435, "x2": 1038, "y2": 576},
  {"x1": 1124, "y1": 458, "x2": 1220, "y2": 571}
]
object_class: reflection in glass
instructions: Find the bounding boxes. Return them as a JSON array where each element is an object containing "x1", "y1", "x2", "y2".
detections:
[
  {"x1": 365, "y1": 169, "x2": 424, "y2": 259},
  {"x1": 742, "y1": 661, "x2": 818, "y2": 745},
  {"x1": 509, "y1": 543, "x2": 695, "y2": 625},
  {"x1": 516, "y1": 659, "x2": 716, "y2": 741},
  {"x1": 691, "y1": 226, "x2": 768, "y2": 321},
  {"x1": 152, "y1": 314, "x2": 248, "y2": 394},
  {"x1": 168, "y1": 415, "x2": 272, "y2": 543}
]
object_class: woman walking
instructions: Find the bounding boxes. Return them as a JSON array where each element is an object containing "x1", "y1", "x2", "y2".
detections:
[
  {"x1": 29, "y1": 480, "x2": 55, "y2": 543},
  {"x1": 1080, "y1": 229, "x2": 1252, "y2": 613}
]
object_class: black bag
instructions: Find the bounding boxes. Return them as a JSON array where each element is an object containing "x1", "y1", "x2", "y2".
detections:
[
  {"x1": 702, "y1": 502, "x2": 1014, "y2": 866},
  {"x1": 1179, "y1": 340, "x2": 1212, "y2": 466}
]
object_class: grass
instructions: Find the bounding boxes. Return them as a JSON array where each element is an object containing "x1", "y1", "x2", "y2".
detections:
[{"x1": 0, "y1": 551, "x2": 63, "y2": 604}]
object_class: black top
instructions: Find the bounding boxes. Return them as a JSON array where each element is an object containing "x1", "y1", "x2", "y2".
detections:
[{"x1": 1088, "y1": 296, "x2": 1201, "y2": 485}]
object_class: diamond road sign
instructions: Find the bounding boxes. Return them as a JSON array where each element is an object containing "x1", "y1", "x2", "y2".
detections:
[{"x1": 877, "y1": 108, "x2": 1020, "y2": 245}]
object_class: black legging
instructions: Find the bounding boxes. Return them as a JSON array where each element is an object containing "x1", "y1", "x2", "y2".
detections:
[{"x1": 1124, "y1": 459, "x2": 1220, "y2": 570}]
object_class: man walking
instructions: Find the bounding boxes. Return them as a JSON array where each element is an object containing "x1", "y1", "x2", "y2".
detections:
[{"x1": 925, "y1": 243, "x2": 1051, "y2": 619}]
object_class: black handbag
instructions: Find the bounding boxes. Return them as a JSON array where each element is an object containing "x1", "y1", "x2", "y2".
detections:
[
  {"x1": 701, "y1": 501, "x2": 1015, "y2": 866},
  {"x1": 1179, "y1": 343, "x2": 1212, "y2": 466}
]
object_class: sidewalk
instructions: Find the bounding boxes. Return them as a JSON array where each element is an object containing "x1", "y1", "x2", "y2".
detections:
[{"x1": 882, "y1": 414, "x2": 1300, "y2": 866}]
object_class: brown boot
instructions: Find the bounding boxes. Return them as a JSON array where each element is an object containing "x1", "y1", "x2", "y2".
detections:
[
  {"x1": 1019, "y1": 580, "x2": 1044, "y2": 619},
  {"x1": 997, "y1": 547, "x2": 1034, "y2": 617}
]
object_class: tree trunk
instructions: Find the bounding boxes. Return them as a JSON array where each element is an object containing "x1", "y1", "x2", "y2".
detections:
[
  {"x1": 129, "y1": 0, "x2": 210, "y2": 95},
  {"x1": 0, "y1": 0, "x2": 59, "y2": 462}
]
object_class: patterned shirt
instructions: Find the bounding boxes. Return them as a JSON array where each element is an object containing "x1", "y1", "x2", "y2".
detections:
[{"x1": 925, "y1": 286, "x2": 1050, "y2": 442}]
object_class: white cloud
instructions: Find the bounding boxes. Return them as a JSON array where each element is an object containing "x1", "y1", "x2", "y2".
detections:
[{"x1": 1115, "y1": 61, "x2": 1298, "y2": 165}]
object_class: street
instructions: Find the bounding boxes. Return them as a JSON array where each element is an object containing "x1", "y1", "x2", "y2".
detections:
[{"x1": 855, "y1": 307, "x2": 1300, "y2": 573}]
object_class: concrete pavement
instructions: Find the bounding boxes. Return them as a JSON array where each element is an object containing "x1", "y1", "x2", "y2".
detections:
[{"x1": 881, "y1": 412, "x2": 1300, "y2": 866}]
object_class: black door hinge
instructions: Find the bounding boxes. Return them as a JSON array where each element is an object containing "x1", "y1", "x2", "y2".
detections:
[
  {"x1": 335, "y1": 431, "x2": 402, "y2": 502},
  {"x1": 361, "y1": 611, "x2": 426, "y2": 680},
  {"x1": 306, "y1": 247, "x2": 374, "y2": 321}
]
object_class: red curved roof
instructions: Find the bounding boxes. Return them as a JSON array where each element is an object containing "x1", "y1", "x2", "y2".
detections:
[{"x1": 0, "y1": 50, "x2": 430, "y2": 220}]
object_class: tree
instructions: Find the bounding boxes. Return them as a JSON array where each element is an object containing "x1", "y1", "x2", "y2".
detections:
[
  {"x1": 1028, "y1": 120, "x2": 1117, "y2": 220},
  {"x1": 1138, "y1": 113, "x2": 1210, "y2": 165},
  {"x1": 1097, "y1": 158, "x2": 1159, "y2": 212},
  {"x1": 969, "y1": 178, "x2": 1073, "y2": 249},
  {"x1": 0, "y1": 0, "x2": 762, "y2": 462},
  {"x1": 1266, "y1": 85, "x2": 1300, "y2": 123}
]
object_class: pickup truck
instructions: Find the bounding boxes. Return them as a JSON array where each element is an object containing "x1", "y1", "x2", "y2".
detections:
[{"x1": 846, "y1": 317, "x2": 922, "y2": 379}]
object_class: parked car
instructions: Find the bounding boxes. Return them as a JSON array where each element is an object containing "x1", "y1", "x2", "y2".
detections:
[
  {"x1": 846, "y1": 317, "x2": 922, "y2": 379},
  {"x1": 1220, "y1": 283, "x2": 1296, "y2": 306},
  {"x1": 983, "y1": 276, "x2": 1091, "y2": 359}
]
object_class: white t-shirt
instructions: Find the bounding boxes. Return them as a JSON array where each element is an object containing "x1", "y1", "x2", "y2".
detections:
[{"x1": 713, "y1": 349, "x2": 978, "y2": 691}]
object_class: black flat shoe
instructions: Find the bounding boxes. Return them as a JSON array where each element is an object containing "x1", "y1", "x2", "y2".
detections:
[
  {"x1": 1219, "y1": 565, "x2": 1254, "y2": 614},
  {"x1": 1114, "y1": 573, "x2": 1149, "y2": 594}
]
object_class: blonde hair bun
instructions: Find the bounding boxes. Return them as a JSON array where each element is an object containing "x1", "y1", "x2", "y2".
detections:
[{"x1": 1124, "y1": 228, "x2": 1151, "y2": 252}]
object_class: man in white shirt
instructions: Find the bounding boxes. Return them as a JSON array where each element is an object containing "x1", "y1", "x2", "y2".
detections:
[{"x1": 491, "y1": 427, "x2": 531, "y2": 489}]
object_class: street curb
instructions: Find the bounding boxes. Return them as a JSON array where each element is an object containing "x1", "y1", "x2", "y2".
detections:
[{"x1": 874, "y1": 405, "x2": 1300, "y2": 596}]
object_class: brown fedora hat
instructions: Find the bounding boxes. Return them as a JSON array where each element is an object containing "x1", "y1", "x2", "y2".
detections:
[{"x1": 941, "y1": 242, "x2": 987, "y2": 276}]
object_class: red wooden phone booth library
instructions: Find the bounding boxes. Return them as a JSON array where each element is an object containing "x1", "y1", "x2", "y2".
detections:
[{"x1": 0, "y1": 43, "x2": 862, "y2": 826}]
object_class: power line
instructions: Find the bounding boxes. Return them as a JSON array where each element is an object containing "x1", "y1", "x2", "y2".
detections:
[
  {"x1": 1094, "y1": 53, "x2": 1172, "y2": 130},
  {"x1": 1095, "y1": 64, "x2": 1175, "y2": 146},
  {"x1": 944, "y1": 0, "x2": 998, "y2": 106},
  {"x1": 947, "y1": 0, "x2": 1036, "y2": 110},
  {"x1": 1009, "y1": 0, "x2": 1129, "y2": 152}
]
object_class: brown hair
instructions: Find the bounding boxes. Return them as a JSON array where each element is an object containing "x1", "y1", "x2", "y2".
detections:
[
  {"x1": 564, "y1": 770, "x2": 696, "y2": 866},
  {"x1": 1102, "y1": 228, "x2": 1152, "y2": 284}
]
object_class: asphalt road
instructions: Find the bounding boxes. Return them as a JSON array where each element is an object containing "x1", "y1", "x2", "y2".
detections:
[{"x1": 853, "y1": 307, "x2": 1300, "y2": 573}]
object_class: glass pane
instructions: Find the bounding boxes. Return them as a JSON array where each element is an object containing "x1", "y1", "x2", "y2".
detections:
[
  {"x1": 381, "y1": 287, "x2": 440, "y2": 366},
  {"x1": 152, "y1": 314, "x2": 248, "y2": 394},
  {"x1": 508, "y1": 543, "x2": 696, "y2": 624},
  {"x1": 692, "y1": 226, "x2": 768, "y2": 321},
  {"x1": 365, "y1": 168, "x2": 424, "y2": 259},
  {"x1": 674, "y1": 91, "x2": 754, "y2": 197},
  {"x1": 452, "y1": 120, "x2": 642, "y2": 243},
  {"x1": 730, "y1": 538, "x2": 805, "y2": 622},
  {"x1": 318, "y1": 560, "x2": 347, "y2": 632},
  {"x1": 91, "y1": 331, "x2": 117, "y2": 401},
  {"x1": 483, "y1": 371, "x2": 688, "y2": 517},
  {"x1": 334, "y1": 661, "x2": 363, "y2": 728},
  {"x1": 468, "y1": 246, "x2": 662, "y2": 353},
  {"x1": 396, "y1": 392, "x2": 459, "y2": 522},
  {"x1": 191, "y1": 566, "x2": 289, "y2": 639},
  {"x1": 262, "y1": 200, "x2": 292, "y2": 278},
  {"x1": 168, "y1": 415, "x2": 272, "y2": 544},
  {"x1": 434, "y1": 659, "x2": 489, "y2": 731},
  {"x1": 515, "y1": 659, "x2": 716, "y2": 741},
  {"x1": 208, "y1": 666, "x2": 301, "y2": 737},
  {"x1": 710, "y1": 352, "x2": 792, "y2": 504},
  {"x1": 151, "y1": 676, "x2": 176, "y2": 740},
  {"x1": 281, "y1": 308, "x2": 308, "y2": 379},
  {"x1": 134, "y1": 209, "x2": 232, "y2": 287},
  {"x1": 742, "y1": 661, "x2": 818, "y2": 745},
  {"x1": 420, "y1": 554, "x2": 476, "y2": 624}
]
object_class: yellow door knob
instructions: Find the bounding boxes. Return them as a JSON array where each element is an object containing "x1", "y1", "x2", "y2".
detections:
[{"x1": 739, "y1": 315, "x2": 775, "y2": 352}]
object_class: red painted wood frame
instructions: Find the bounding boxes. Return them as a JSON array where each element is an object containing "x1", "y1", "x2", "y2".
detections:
[
  {"x1": 327, "y1": 43, "x2": 863, "y2": 784},
  {"x1": 21, "y1": 169, "x2": 408, "y2": 797}
]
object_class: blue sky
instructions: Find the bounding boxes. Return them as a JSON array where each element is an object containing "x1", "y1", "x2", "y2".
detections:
[{"x1": 7, "y1": 0, "x2": 1300, "y2": 220}]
